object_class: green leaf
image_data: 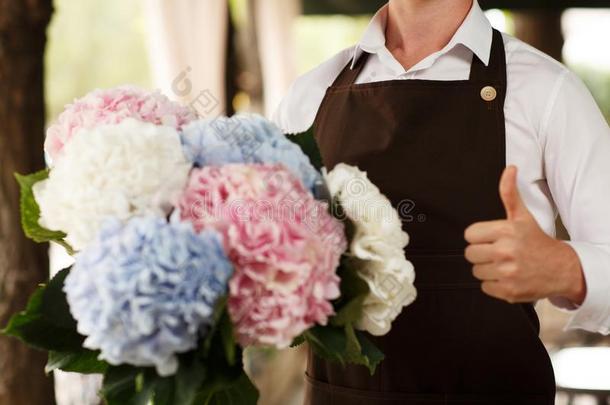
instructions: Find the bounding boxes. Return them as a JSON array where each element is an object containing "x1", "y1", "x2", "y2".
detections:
[
  {"x1": 15, "y1": 171, "x2": 74, "y2": 254},
  {"x1": 101, "y1": 366, "x2": 179, "y2": 405},
  {"x1": 2, "y1": 267, "x2": 84, "y2": 351},
  {"x1": 97, "y1": 341, "x2": 256, "y2": 405},
  {"x1": 172, "y1": 355, "x2": 207, "y2": 405},
  {"x1": 330, "y1": 263, "x2": 370, "y2": 327},
  {"x1": 98, "y1": 356, "x2": 257, "y2": 405},
  {"x1": 343, "y1": 324, "x2": 384, "y2": 375},
  {"x1": 331, "y1": 293, "x2": 367, "y2": 327},
  {"x1": 338, "y1": 262, "x2": 370, "y2": 301},
  {"x1": 357, "y1": 331, "x2": 385, "y2": 374},
  {"x1": 198, "y1": 371, "x2": 259, "y2": 405},
  {"x1": 92, "y1": 298, "x2": 252, "y2": 405},
  {"x1": 286, "y1": 127, "x2": 323, "y2": 170},
  {"x1": 46, "y1": 349, "x2": 108, "y2": 374},
  {"x1": 218, "y1": 311, "x2": 236, "y2": 366},
  {"x1": 200, "y1": 297, "x2": 227, "y2": 358},
  {"x1": 304, "y1": 326, "x2": 347, "y2": 366},
  {"x1": 198, "y1": 296, "x2": 239, "y2": 371},
  {"x1": 101, "y1": 367, "x2": 179, "y2": 405},
  {"x1": 41, "y1": 268, "x2": 79, "y2": 330},
  {"x1": 290, "y1": 334, "x2": 306, "y2": 348},
  {"x1": 196, "y1": 341, "x2": 259, "y2": 405},
  {"x1": 151, "y1": 376, "x2": 175, "y2": 405},
  {"x1": 195, "y1": 299, "x2": 255, "y2": 404},
  {"x1": 100, "y1": 366, "x2": 143, "y2": 405},
  {"x1": 304, "y1": 324, "x2": 384, "y2": 375},
  {"x1": 331, "y1": 265, "x2": 370, "y2": 327}
]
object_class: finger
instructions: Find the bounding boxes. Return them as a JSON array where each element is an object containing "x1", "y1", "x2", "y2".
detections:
[
  {"x1": 481, "y1": 280, "x2": 529, "y2": 304},
  {"x1": 473, "y1": 261, "x2": 519, "y2": 280},
  {"x1": 464, "y1": 220, "x2": 514, "y2": 244},
  {"x1": 464, "y1": 243, "x2": 495, "y2": 264},
  {"x1": 481, "y1": 280, "x2": 508, "y2": 301},
  {"x1": 499, "y1": 165, "x2": 528, "y2": 220},
  {"x1": 472, "y1": 263, "x2": 501, "y2": 281}
]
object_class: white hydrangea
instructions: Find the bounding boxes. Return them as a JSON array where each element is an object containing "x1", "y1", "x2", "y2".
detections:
[
  {"x1": 34, "y1": 118, "x2": 191, "y2": 250},
  {"x1": 324, "y1": 163, "x2": 417, "y2": 336}
]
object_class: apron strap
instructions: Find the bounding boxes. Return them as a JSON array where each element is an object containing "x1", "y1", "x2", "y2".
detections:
[
  {"x1": 331, "y1": 51, "x2": 371, "y2": 87},
  {"x1": 469, "y1": 28, "x2": 507, "y2": 86}
]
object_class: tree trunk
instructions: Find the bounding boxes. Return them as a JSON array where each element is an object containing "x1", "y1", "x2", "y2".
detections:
[
  {"x1": 513, "y1": 9, "x2": 564, "y2": 62},
  {"x1": 0, "y1": 0, "x2": 55, "y2": 404}
]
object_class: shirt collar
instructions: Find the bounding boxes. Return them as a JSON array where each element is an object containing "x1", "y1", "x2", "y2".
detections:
[{"x1": 351, "y1": 0, "x2": 493, "y2": 69}]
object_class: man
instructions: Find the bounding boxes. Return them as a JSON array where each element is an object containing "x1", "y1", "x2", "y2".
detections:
[{"x1": 274, "y1": 1, "x2": 610, "y2": 404}]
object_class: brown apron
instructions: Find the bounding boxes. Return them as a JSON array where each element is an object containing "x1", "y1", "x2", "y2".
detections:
[{"x1": 307, "y1": 30, "x2": 556, "y2": 405}]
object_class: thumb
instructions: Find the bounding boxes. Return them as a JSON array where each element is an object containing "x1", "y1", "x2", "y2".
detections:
[{"x1": 500, "y1": 165, "x2": 528, "y2": 220}]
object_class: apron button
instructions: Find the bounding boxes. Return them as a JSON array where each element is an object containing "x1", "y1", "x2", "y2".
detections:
[{"x1": 481, "y1": 86, "x2": 497, "y2": 102}]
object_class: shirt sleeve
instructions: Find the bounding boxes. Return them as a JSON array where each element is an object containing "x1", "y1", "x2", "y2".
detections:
[
  {"x1": 542, "y1": 70, "x2": 610, "y2": 335},
  {"x1": 272, "y1": 46, "x2": 355, "y2": 134}
]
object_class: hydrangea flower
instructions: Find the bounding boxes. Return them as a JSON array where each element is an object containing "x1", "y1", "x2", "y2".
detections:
[
  {"x1": 180, "y1": 114, "x2": 320, "y2": 190},
  {"x1": 175, "y1": 164, "x2": 347, "y2": 348},
  {"x1": 324, "y1": 163, "x2": 417, "y2": 336},
  {"x1": 33, "y1": 118, "x2": 191, "y2": 250},
  {"x1": 45, "y1": 85, "x2": 196, "y2": 163},
  {"x1": 64, "y1": 217, "x2": 233, "y2": 376}
]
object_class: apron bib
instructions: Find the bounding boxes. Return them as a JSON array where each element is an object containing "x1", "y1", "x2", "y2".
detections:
[{"x1": 306, "y1": 29, "x2": 556, "y2": 405}]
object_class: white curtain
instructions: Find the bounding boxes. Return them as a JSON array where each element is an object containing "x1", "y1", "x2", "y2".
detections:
[
  {"x1": 142, "y1": 0, "x2": 299, "y2": 118},
  {"x1": 254, "y1": 0, "x2": 299, "y2": 117},
  {"x1": 143, "y1": 0, "x2": 228, "y2": 117}
]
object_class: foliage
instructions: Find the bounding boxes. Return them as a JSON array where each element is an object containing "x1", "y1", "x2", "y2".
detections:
[
  {"x1": 15, "y1": 171, "x2": 73, "y2": 253},
  {"x1": 2, "y1": 268, "x2": 85, "y2": 352},
  {"x1": 284, "y1": 131, "x2": 386, "y2": 374},
  {"x1": 2, "y1": 269, "x2": 259, "y2": 405},
  {"x1": 292, "y1": 261, "x2": 385, "y2": 375},
  {"x1": 285, "y1": 127, "x2": 323, "y2": 170}
]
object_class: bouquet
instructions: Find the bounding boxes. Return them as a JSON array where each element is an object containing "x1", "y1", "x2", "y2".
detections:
[{"x1": 3, "y1": 86, "x2": 417, "y2": 404}]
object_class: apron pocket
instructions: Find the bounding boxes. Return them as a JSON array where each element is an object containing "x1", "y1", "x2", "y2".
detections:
[
  {"x1": 304, "y1": 373, "x2": 550, "y2": 405},
  {"x1": 453, "y1": 290, "x2": 556, "y2": 401}
]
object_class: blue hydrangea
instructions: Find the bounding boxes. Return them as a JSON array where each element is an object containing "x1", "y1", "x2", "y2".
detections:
[
  {"x1": 64, "y1": 217, "x2": 233, "y2": 376},
  {"x1": 180, "y1": 114, "x2": 321, "y2": 190}
]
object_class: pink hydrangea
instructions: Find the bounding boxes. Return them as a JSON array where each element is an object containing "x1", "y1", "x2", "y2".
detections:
[
  {"x1": 175, "y1": 164, "x2": 347, "y2": 348},
  {"x1": 45, "y1": 85, "x2": 196, "y2": 162}
]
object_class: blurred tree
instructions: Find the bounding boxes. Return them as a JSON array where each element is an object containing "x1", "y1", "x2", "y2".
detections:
[
  {"x1": 513, "y1": 10, "x2": 564, "y2": 61},
  {"x1": 0, "y1": 0, "x2": 55, "y2": 404}
]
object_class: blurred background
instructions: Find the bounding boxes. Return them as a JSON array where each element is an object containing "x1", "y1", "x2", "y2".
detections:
[{"x1": 1, "y1": 0, "x2": 609, "y2": 404}]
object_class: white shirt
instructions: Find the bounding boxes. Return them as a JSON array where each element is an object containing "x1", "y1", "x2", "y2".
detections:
[{"x1": 273, "y1": 1, "x2": 610, "y2": 335}]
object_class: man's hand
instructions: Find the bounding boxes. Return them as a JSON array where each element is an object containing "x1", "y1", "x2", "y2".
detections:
[{"x1": 464, "y1": 165, "x2": 587, "y2": 304}]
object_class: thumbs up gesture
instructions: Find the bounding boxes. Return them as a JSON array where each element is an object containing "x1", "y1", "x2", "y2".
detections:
[{"x1": 464, "y1": 166, "x2": 587, "y2": 304}]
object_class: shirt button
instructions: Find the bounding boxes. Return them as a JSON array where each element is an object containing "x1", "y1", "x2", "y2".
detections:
[{"x1": 480, "y1": 86, "x2": 497, "y2": 102}]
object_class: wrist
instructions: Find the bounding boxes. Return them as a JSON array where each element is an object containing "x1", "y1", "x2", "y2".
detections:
[{"x1": 557, "y1": 241, "x2": 587, "y2": 305}]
